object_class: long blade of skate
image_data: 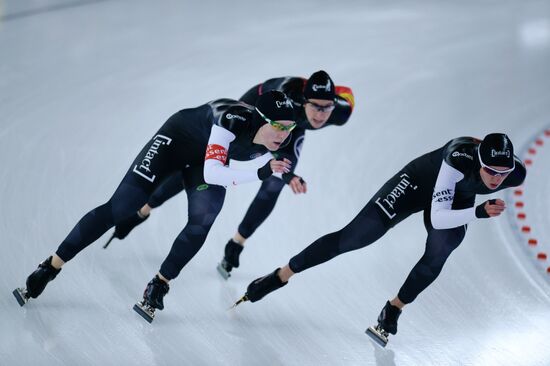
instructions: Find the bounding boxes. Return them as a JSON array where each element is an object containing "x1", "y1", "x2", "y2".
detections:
[
  {"x1": 228, "y1": 295, "x2": 248, "y2": 310},
  {"x1": 133, "y1": 303, "x2": 154, "y2": 323},
  {"x1": 216, "y1": 262, "x2": 231, "y2": 280},
  {"x1": 366, "y1": 326, "x2": 389, "y2": 347},
  {"x1": 12, "y1": 288, "x2": 29, "y2": 307},
  {"x1": 102, "y1": 233, "x2": 116, "y2": 249}
]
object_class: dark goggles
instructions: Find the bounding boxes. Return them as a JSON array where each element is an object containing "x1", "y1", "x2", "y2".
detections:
[
  {"x1": 305, "y1": 100, "x2": 336, "y2": 113},
  {"x1": 256, "y1": 108, "x2": 296, "y2": 132}
]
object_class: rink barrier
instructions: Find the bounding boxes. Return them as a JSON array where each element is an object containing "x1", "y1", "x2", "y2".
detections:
[{"x1": 506, "y1": 127, "x2": 550, "y2": 277}]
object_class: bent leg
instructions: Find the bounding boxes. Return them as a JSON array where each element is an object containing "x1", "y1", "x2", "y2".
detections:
[
  {"x1": 237, "y1": 177, "x2": 285, "y2": 239},
  {"x1": 289, "y1": 202, "x2": 389, "y2": 273},
  {"x1": 55, "y1": 175, "x2": 151, "y2": 262},
  {"x1": 55, "y1": 131, "x2": 183, "y2": 262},
  {"x1": 288, "y1": 169, "x2": 425, "y2": 274},
  {"x1": 397, "y1": 225, "x2": 467, "y2": 304},
  {"x1": 159, "y1": 184, "x2": 226, "y2": 280}
]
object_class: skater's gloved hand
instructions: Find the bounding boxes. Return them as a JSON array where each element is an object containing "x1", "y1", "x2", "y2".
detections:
[
  {"x1": 257, "y1": 158, "x2": 292, "y2": 180},
  {"x1": 282, "y1": 173, "x2": 307, "y2": 194},
  {"x1": 113, "y1": 211, "x2": 149, "y2": 239},
  {"x1": 475, "y1": 199, "x2": 506, "y2": 218}
]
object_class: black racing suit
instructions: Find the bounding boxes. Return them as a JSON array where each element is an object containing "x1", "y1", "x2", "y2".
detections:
[
  {"x1": 143, "y1": 76, "x2": 355, "y2": 239},
  {"x1": 287, "y1": 137, "x2": 526, "y2": 304},
  {"x1": 56, "y1": 99, "x2": 269, "y2": 280},
  {"x1": 235, "y1": 77, "x2": 354, "y2": 238}
]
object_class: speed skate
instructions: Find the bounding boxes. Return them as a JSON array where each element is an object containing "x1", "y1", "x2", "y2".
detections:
[
  {"x1": 366, "y1": 325, "x2": 390, "y2": 347},
  {"x1": 216, "y1": 259, "x2": 232, "y2": 279},
  {"x1": 12, "y1": 288, "x2": 30, "y2": 306},
  {"x1": 133, "y1": 300, "x2": 156, "y2": 323}
]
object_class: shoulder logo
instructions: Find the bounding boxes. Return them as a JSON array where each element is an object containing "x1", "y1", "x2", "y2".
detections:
[
  {"x1": 452, "y1": 151, "x2": 473, "y2": 160},
  {"x1": 226, "y1": 113, "x2": 246, "y2": 121}
]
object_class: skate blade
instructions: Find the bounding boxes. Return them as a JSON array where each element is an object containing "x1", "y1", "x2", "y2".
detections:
[
  {"x1": 216, "y1": 262, "x2": 231, "y2": 280},
  {"x1": 133, "y1": 302, "x2": 155, "y2": 323},
  {"x1": 13, "y1": 288, "x2": 29, "y2": 307},
  {"x1": 228, "y1": 295, "x2": 248, "y2": 310},
  {"x1": 366, "y1": 326, "x2": 389, "y2": 347},
  {"x1": 102, "y1": 233, "x2": 116, "y2": 249}
]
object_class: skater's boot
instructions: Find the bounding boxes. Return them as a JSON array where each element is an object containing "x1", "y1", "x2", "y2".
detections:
[
  {"x1": 133, "y1": 275, "x2": 170, "y2": 323},
  {"x1": 143, "y1": 275, "x2": 170, "y2": 310},
  {"x1": 114, "y1": 211, "x2": 149, "y2": 240},
  {"x1": 224, "y1": 239, "x2": 244, "y2": 269},
  {"x1": 26, "y1": 256, "x2": 62, "y2": 299},
  {"x1": 221, "y1": 240, "x2": 244, "y2": 271},
  {"x1": 245, "y1": 268, "x2": 287, "y2": 302},
  {"x1": 217, "y1": 239, "x2": 243, "y2": 279},
  {"x1": 377, "y1": 301, "x2": 402, "y2": 335}
]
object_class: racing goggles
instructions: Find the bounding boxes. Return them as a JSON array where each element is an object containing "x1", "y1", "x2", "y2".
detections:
[
  {"x1": 256, "y1": 108, "x2": 296, "y2": 132},
  {"x1": 477, "y1": 148, "x2": 515, "y2": 177},
  {"x1": 305, "y1": 100, "x2": 336, "y2": 113}
]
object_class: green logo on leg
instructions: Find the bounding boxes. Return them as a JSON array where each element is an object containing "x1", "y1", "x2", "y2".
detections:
[{"x1": 196, "y1": 184, "x2": 209, "y2": 191}]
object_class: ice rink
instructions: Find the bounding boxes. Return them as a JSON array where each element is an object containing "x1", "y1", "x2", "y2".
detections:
[{"x1": 1, "y1": 0, "x2": 550, "y2": 365}]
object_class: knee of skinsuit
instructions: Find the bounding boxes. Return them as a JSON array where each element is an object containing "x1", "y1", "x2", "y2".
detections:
[{"x1": 186, "y1": 186, "x2": 225, "y2": 226}]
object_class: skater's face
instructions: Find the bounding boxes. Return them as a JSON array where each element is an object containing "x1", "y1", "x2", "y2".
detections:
[
  {"x1": 304, "y1": 98, "x2": 335, "y2": 129},
  {"x1": 479, "y1": 165, "x2": 511, "y2": 190},
  {"x1": 256, "y1": 121, "x2": 294, "y2": 151}
]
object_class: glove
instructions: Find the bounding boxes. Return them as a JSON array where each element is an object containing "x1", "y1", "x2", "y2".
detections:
[
  {"x1": 475, "y1": 199, "x2": 497, "y2": 219},
  {"x1": 282, "y1": 172, "x2": 305, "y2": 185},
  {"x1": 113, "y1": 211, "x2": 149, "y2": 239}
]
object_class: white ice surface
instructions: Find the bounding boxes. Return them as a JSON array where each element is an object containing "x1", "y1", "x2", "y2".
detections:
[{"x1": 1, "y1": 0, "x2": 550, "y2": 365}]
